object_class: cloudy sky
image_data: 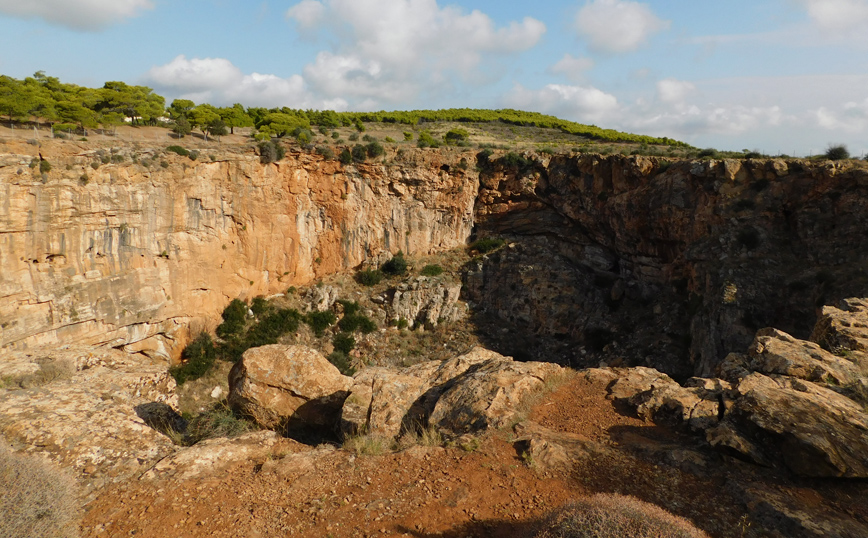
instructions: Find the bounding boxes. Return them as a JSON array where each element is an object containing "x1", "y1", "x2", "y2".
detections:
[{"x1": 1, "y1": 0, "x2": 867, "y2": 155}]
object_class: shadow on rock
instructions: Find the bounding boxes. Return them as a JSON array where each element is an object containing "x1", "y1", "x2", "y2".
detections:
[{"x1": 134, "y1": 402, "x2": 187, "y2": 439}]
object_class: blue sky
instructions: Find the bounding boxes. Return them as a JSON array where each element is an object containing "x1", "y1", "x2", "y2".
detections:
[{"x1": 1, "y1": 0, "x2": 867, "y2": 155}]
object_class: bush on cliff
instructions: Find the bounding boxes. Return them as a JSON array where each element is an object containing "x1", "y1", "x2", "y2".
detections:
[
  {"x1": 356, "y1": 269, "x2": 384, "y2": 286},
  {"x1": 535, "y1": 494, "x2": 709, "y2": 538},
  {"x1": 216, "y1": 299, "x2": 248, "y2": 338},
  {"x1": 170, "y1": 333, "x2": 217, "y2": 385},
  {"x1": 258, "y1": 140, "x2": 285, "y2": 163},
  {"x1": 381, "y1": 251, "x2": 408, "y2": 276}
]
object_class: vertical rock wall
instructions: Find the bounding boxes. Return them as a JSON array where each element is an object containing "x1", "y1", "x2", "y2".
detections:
[{"x1": 0, "y1": 148, "x2": 477, "y2": 361}]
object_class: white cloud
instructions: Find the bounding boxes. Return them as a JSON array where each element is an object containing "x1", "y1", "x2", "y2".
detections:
[
  {"x1": 144, "y1": 55, "x2": 331, "y2": 110},
  {"x1": 656, "y1": 78, "x2": 695, "y2": 104},
  {"x1": 285, "y1": 0, "x2": 325, "y2": 29},
  {"x1": 815, "y1": 98, "x2": 868, "y2": 132},
  {"x1": 503, "y1": 83, "x2": 619, "y2": 123},
  {"x1": 796, "y1": 0, "x2": 868, "y2": 32},
  {"x1": 575, "y1": 0, "x2": 670, "y2": 54},
  {"x1": 285, "y1": 0, "x2": 545, "y2": 105},
  {"x1": 548, "y1": 54, "x2": 594, "y2": 83},
  {"x1": 0, "y1": 0, "x2": 152, "y2": 31}
]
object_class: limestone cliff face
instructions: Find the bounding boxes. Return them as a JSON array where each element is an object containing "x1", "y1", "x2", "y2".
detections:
[
  {"x1": 0, "y1": 145, "x2": 477, "y2": 360},
  {"x1": 469, "y1": 154, "x2": 868, "y2": 377}
]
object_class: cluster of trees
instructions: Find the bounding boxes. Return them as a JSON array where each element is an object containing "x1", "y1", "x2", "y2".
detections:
[
  {"x1": 0, "y1": 72, "x2": 164, "y2": 131},
  {"x1": 0, "y1": 72, "x2": 688, "y2": 147}
]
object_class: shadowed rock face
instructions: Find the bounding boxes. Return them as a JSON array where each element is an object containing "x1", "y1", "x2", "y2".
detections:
[
  {"x1": 0, "y1": 148, "x2": 477, "y2": 361},
  {"x1": 469, "y1": 154, "x2": 868, "y2": 377}
]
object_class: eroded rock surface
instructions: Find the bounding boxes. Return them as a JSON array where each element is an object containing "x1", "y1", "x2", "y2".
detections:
[
  {"x1": 387, "y1": 277, "x2": 465, "y2": 329},
  {"x1": 341, "y1": 346, "x2": 565, "y2": 439},
  {"x1": 228, "y1": 345, "x2": 353, "y2": 430},
  {"x1": 0, "y1": 346, "x2": 178, "y2": 496},
  {"x1": 605, "y1": 301, "x2": 868, "y2": 478}
]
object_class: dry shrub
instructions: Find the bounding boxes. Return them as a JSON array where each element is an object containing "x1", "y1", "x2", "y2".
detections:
[
  {"x1": 0, "y1": 445, "x2": 81, "y2": 538},
  {"x1": 536, "y1": 494, "x2": 709, "y2": 538}
]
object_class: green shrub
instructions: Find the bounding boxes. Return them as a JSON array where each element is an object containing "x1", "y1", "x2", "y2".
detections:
[
  {"x1": 825, "y1": 144, "x2": 850, "y2": 160},
  {"x1": 366, "y1": 140, "x2": 385, "y2": 158},
  {"x1": 470, "y1": 237, "x2": 505, "y2": 253},
  {"x1": 535, "y1": 494, "x2": 709, "y2": 538},
  {"x1": 384, "y1": 136, "x2": 395, "y2": 143},
  {"x1": 420, "y1": 264, "x2": 444, "y2": 276},
  {"x1": 216, "y1": 299, "x2": 248, "y2": 338},
  {"x1": 244, "y1": 308, "x2": 302, "y2": 347},
  {"x1": 381, "y1": 251, "x2": 408, "y2": 276},
  {"x1": 697, "y1": 148, "x2": 718, "y2": 159},
  {"x1": 316, "y1": 146, "x2": 335, "y2": 159},
  {"x1": 0, "y1": 445, "x2": 81, "y2": 538},
  {"x1": 258, "y1": 140, "x2": 286, "y2": 163},
  {"x1": 500, "y1": 152, "x2": 532, "y2": 169},
  {"x1": 170, "y1": 333, "x2": 217, "y2": 385},
  {"x1": 352, "y1": 144, "x2": 368, "y2": 162},
  {"x1": 39, "y1": 160, "x2": 51, "y2": 173},
  {"x1": 250, "y1": 296, "x2": 270, "y2": 316},
  {"x1": 337, "y1": 299, "x2": 361, "y2": 316},
  {"x1": 417, "y1": 131, "x2": 440, "y2": 148},
  {"x1": 333, "y1": 332, "x2": 356, "y2": 354},
  {"x1": 166, "y1": 145, "x2": 190, "y2": 157},
  {"x1": 443, "y1": 128, "x2": 469, "y2": 144},
  {"x1": 327, "y1": 351, "x2": 355, "y2": 376},
  {"x1": 362, "y1": 134, "x2": 375, "y2": 142},
  {"x1": 403, "y1": 131, "x2": 413, "y2": 141},
  {"x1": 305, "y1": 310, "x2": 337, "y2": 337},
  {"x1": 349, "y1": 133, "x2": 359, "y2": 141},
  {"x1": 339, "y1": 313, "x2": 377, "y2": 334},
  {"x1": 356, "y1": 269, "x2": 384, "y2": 286},
  {"x1": 339, "y1": 148, "x2": 353, "y2": 165},
  {"x1": 332, "y1": 131, "x2": 340, "y2": 139}
]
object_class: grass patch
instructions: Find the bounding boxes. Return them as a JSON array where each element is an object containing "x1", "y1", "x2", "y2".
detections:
[
  {"x1": 420, "y1": 264, "x2": 444, "y2": 276},
  {"x1": 0, "y1": 445, "x2": 81, "y2": 538},
  {"x1": 343, "y1": 434, "x2": 391, "y2": 456},
  {"x1": 470, "y1": 237, "x2": 505, "y2": 254},
  {"x1": 535, "y1": 493, "x2": 710, "y2": 538}
]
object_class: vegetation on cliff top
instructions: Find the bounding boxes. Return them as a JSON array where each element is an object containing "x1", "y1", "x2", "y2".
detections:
[{"x1": 0, "y1": 71, "x2": 685, "y2": 147}]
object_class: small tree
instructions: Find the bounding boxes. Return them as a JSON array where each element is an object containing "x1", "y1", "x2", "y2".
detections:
[
  {"x1": 351, "y1": 144, "x2": 368, "y2": 162},
  {"x1": 443, "y1": 128, "x2": 469, "y2": 144},
  {"x1": 172, "y1": 117, "x2": 191, "y2": 138},
  {"x1": 258, "y1": 140, "x2": 285, "y2": 163},
  {"x1": 825, "y1": 144, "x2": 850, "y2": 160}
]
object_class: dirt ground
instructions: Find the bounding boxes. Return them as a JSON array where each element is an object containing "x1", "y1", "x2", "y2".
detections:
[{"x1": 78, "y1": 376, "x2": 755, "y2": 538}]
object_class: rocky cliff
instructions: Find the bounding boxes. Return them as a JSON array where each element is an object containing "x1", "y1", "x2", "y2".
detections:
[
  {"x1": 0, "y1": 142, "x2": 476, "y2": 361},
  {"x1": 2, "y1": 140, "x2": 867, "y2": 378},
  {"x1": 470, "y1": 154, "x2": 868, "y2": 377}
]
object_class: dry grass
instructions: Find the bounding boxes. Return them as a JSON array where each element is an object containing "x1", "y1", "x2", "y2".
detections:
[
  {"x1": 509, "y1": 368, "x2": 579, "y2": 428},
  {"x1": 342, "y1": 434, "x2": 391, "y2": 456},
  {"x1": 535, "y1": 494, "x2": 710, "y2": 538},
  {"x1": 0, "y1": 445, "x2": 81, "y2": 538}
]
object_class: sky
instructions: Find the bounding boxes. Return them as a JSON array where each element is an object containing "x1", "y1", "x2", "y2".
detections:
[{"x1": 1, "y1": 0, "x2": 867, "y2": 155}]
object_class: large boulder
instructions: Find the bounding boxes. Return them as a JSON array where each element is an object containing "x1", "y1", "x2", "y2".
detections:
[
  {"x1": 711, "y1": 373, "x2": 868, "y2": 477},
  {"x1": 340, "y1": 346, "x2": 565, "y2": 439},
  {"x1": 228, "y1": 345, "x2": 353, "y2": 431},
  {"x1": 746, "y1": 328, "x2": 863, "y2": 386}
]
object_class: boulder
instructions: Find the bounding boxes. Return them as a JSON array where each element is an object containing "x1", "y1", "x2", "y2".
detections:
[
  {"x1": 429, "y1": 358, "x2": 563, "y2": 432},
  {"x1": 811, "y1": 298, "x2": 868, "y2": 360},
  {"x1": 340, "y1": 346, "x2": 565, "y2": 440},
  {"x1": 719, "y1": 373, "x2": 868, "y2": 477},
  {"x1": 340, "y1": 367, "x2": 429, "y2": 438},
  {"x1": 747, "y1": 328, "x2": 862, "y2": 386},
  {"x1": 228, "y1": 345, "x2": 353, "y2": 430}
]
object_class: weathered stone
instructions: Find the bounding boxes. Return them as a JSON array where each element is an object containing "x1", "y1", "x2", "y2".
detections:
[
  {"x1": 811, "y1": 298, "x2": 868, "y2": 364},
  {"x1": 228, "y1": 345, "x2": 353, "y2": 430},
  {"x1": 724, "y1": 373, "x2": 868, "y2": 477},
  {"x1": 429, "y1": 358, "x2": 563, "y2": 432},
  {"x1": 300, "y1": 285, "x2": 340, "y2": 313},
  {"x1": 340, "y1": 367, "x2": 429, "y2": 438},
  {"x1": 0, "y1": 346, "x2": 178, "y2": 498},
  {"x1": 141, "y1": 431, "x2": 296, "y2": 481},
  {"x1": 606, "y1": 367, "x2": 678, "y2": 402},
  {"x1": 747, "y1": 328, "x2": 862, "y2": 386},
  {"x1": 389, "y1": 277, "x2": 465, "y2": 329},
  {"x1": 512, "y1": 421, "x2": 611, "y2": 471}
]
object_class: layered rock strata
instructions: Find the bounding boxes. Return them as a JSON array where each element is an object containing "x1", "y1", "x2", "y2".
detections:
[{"x1": 0, "y1": 145, "x2": 477, "y2": 360}]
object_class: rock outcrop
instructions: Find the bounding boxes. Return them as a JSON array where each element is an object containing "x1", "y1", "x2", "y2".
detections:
[
  {"x1": 0, "y1": 143, "x2": 477, "y2": 360},
  {"x1": 0, "y1": 346, "x2": 178, "y2": 496},
  {"x1": 228, "y1": 345, "x2": 353, "y2": 430},
  {"x1": 387, "y1": 277, "x2": 465, "y2": 329},
  {"x1": 605, "y1": 300, "x2": 868, "y2": 478},
  {"x1": 341, "y1": 346, "x2": 564, "y2": 439}
]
